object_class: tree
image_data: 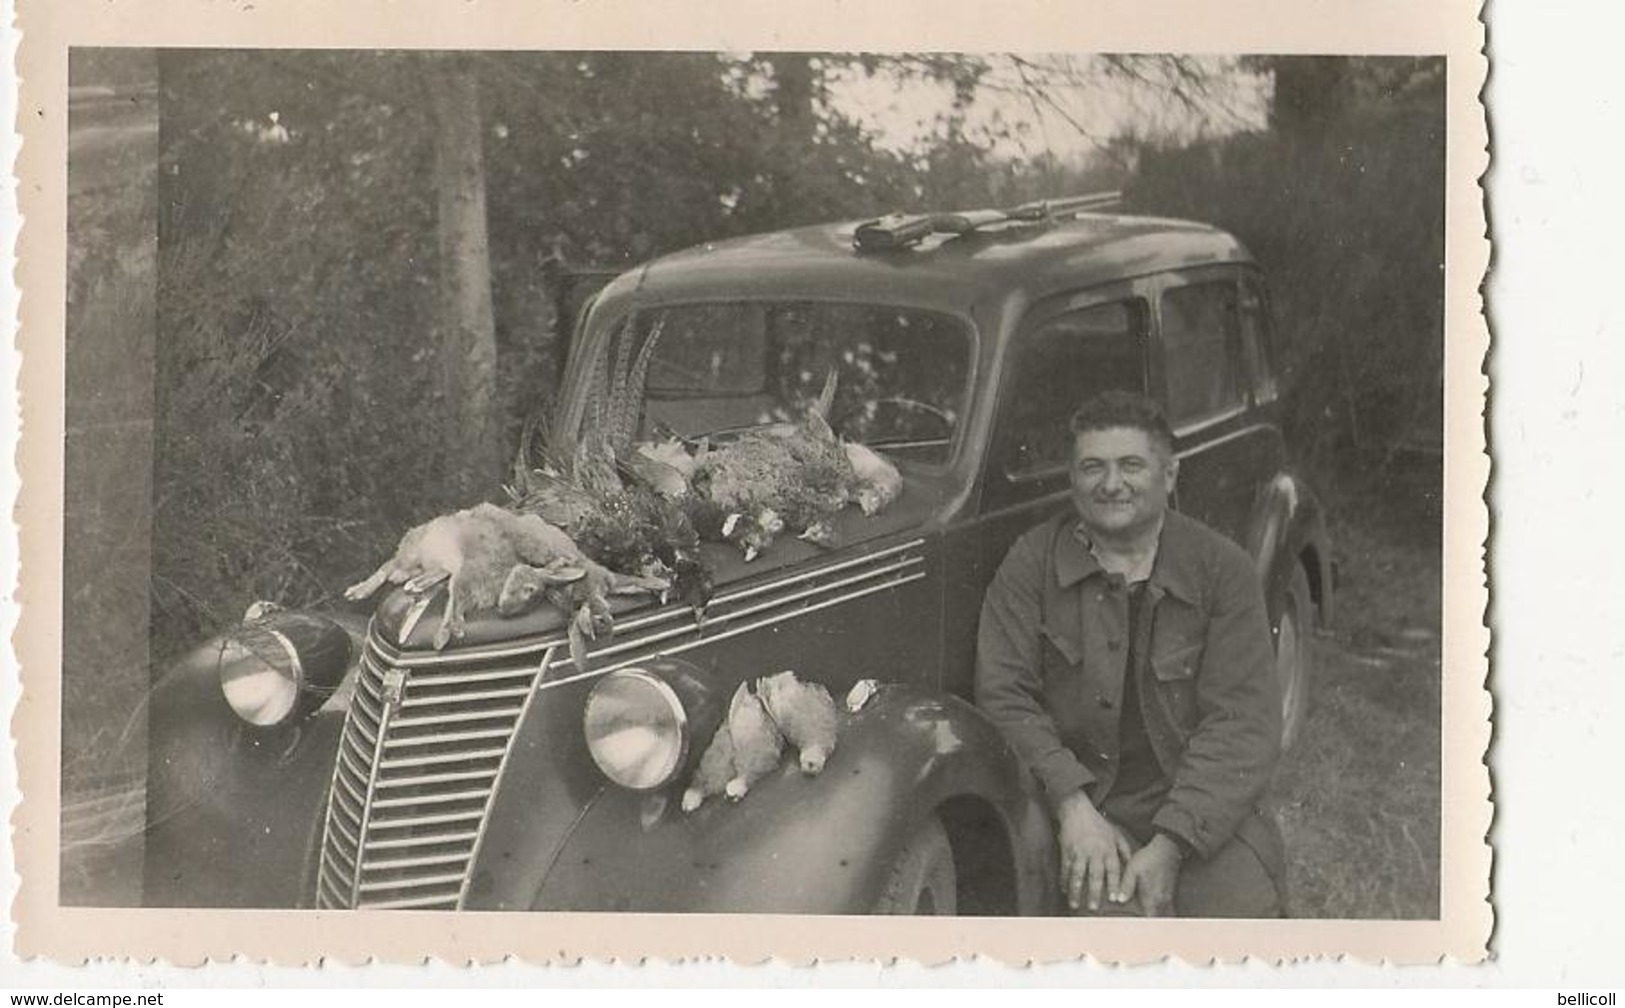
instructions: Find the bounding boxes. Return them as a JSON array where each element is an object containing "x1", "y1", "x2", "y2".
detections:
[
  {"x1": 1244, "y1": 56, "x2": 1444, "y2": 141},
  {"x1": 1131, "y1": 56, "x2": 1446, "y2": 476},
  {"x1": 1264, "y1": 57, "x2": 1350, "y2": 137},
  {"x1": 422, "y1": 53, "x2": 502, "y2": 499}
]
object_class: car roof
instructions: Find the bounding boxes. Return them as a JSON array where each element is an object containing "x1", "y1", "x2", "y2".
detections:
[{"x1": 597, "y1": 212, "x2": 1254, "y2": 311}]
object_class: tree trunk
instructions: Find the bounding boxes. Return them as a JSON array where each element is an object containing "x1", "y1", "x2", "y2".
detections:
[
  {"x1": 1267, "y1": 56, "x2": 1350, "y2": 140},
  {"x1": 768, "y1": 53, "x2": 817, "y2": 131},
  {"x1": 422, "y1": 53, "x2": 502, "y2": 500}
]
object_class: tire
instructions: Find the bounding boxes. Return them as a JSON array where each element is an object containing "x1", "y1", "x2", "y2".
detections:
[
  {"x1": 1274, "y1": 564, "x2": 1315, "y2": 751},
  {"x1": 872, "y1": 815, "x2": 958, "y2": 915}
]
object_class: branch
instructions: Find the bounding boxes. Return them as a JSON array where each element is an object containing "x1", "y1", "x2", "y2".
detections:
[{"x1": 256, "y1": 51, "x2": 419, "y2": 114}]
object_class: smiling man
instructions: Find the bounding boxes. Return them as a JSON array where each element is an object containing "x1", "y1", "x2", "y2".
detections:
[{"x1": 975, "y1": 391, "x2": 1286, "y2": 917}]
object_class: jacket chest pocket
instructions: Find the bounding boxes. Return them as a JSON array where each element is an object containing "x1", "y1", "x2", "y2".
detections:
[
  {"x1": 1040, "y1": 623, "x2": 1084, "y2": 678},
  {"x1": 1039, "y1": 622, "x2": 1095, "y2": 747},
  {"x1": 1150, "y1": 642, "x2": 1202, "y2": 732}
]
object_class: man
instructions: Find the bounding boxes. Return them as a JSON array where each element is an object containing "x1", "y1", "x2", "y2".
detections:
[{"x1": 975, "y1": 391, "x2": 1286, "y2": 917}]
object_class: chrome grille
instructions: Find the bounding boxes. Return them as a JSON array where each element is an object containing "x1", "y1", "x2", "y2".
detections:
[
  {"x1": 313, "y1": 536, "x2": 927, "y2": 909},
  {"x1": 314, "y1": 643, "x2": 554, "y2": 910}
]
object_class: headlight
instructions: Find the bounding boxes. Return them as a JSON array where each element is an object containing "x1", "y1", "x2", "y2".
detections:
[
  {"x1": 584, "y1": 668, "x2": 690, "y2": 790},
  {"x1": 220, "y1": 626, "x2": 300, "y2": 726},
  {"x1": 219, "y1": 605, "x2": 353, "y2": 728}
]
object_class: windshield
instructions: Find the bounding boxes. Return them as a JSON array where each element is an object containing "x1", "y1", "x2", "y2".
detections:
[{"x1": 584, "y1": 301, "x2": 974, "y2": 464}]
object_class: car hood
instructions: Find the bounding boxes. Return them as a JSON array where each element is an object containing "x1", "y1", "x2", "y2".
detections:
[{"x1": 371, "y1": 469, "x2": 954, "y2": 653}]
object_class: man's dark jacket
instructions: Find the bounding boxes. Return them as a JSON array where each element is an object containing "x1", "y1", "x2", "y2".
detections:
[{"x1": 975, "y1": 507, "x2": 1282, "y2": 858}]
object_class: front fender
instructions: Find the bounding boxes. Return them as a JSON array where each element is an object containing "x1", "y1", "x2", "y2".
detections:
[
  {"x1": 1247, "y1": 471, "x2": 1334, "y2": 627},
  {"x1": 531, "y1": 684, "x2": 1057, "y2": 914},
  {"x1": 141, "y1": 616, "x2": 361, "y2": 907}
]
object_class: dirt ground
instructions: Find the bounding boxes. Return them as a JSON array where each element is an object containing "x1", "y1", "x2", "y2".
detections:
[{"x1": 1271, "y1": 459, "x2": 1443, "y2": 919}]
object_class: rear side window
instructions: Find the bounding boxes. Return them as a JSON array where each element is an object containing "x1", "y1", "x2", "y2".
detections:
[
  {"x1": 1237, "y1": 278, "x2": 1279, "y2": 404},
  {"x1": 996, "y1": 299, "x2": 1147, "y2": 479},
  {"x1": 1160, "y1": 281, "x2": 1245, "y2": 429}
]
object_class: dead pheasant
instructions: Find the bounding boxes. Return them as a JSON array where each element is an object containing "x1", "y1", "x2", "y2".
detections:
[
  {"x1": 842, "y1": 440, "x2": 903, "y2": 516},
  {"x1": 688, "y1": 369, "x2": 857, "y2": 557},
  {"x1": 508, "y1": 317, "x2": 715, "y2": 609},
  {"x1": 628, "y1": 435, "x2": 696, "y2": 499}
]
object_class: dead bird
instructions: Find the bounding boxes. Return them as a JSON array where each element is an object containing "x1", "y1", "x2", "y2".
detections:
[
  {"x1": 690, "y1": 435, "x2": 800, "y2": 559},
  {"x1": 541, "y1": 482, "x2": 711, "y2": 611},
  {"x1": 755, "y1": 670, "x2": 840, "y2": 775},
  {"x1": 507, "y1": 335, "x2": 715, "y2": 608},
  {"x1": 691, "y1": 436, "x2": 847, "y2": 555},
  {"x1": 688, "y1": 371, "x2": 857, "y2": 557},
  {"x1": 680, "y1": 682, "x2": 786, "y2": 812},
  {"x1": 628, "y1": 436, "x2": 696, "y2": 499},
  {"x1": 505, "y1": 319, "x2": 656, "y2": 525},
  {"x1": 718, "y1": 507, "x2": 786, "y2": 563},
  {"x1": 628, "y1": 488, "x2": 714, "y2": 610},
  {"x1": 510, "y1": 467, "x2": 712, "y2": 610},
  {"x1": 842, "y1": 441, "x2": 903, "y2": 516}
]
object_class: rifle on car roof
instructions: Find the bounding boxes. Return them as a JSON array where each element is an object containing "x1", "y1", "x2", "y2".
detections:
[{"x1": 852, "y1": 190, "x2": 1123, "y2": 251}]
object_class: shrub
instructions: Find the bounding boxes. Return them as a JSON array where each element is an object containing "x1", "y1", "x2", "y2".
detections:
[{"x1": 1128, "y1": 98, "x2": 1445, "y2": 493}]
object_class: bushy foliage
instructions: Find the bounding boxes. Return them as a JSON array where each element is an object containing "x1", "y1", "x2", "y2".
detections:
[
  {"x1": 1128, "y1": 59, "x2": 1445, "y2": 489},
  {"x1": 153, "y1": 52, "x2": 462, "y2": 648},
  {"x1": 65, "y1": 173, "x2": 158, "y2": 799}
]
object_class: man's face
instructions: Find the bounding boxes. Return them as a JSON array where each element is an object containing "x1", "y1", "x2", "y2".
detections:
[{"x1": 1069, "y1": 426, "x2": 1178, "y2": 539}]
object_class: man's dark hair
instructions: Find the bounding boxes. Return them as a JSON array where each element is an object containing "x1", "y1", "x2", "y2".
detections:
[{"x1": 1068, "y1": 390, "x2": 1175, "y2": 455}]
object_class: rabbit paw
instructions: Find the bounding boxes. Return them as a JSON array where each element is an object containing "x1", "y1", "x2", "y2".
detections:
[{"x1": 432, "y1": 616, "x2": 457, "y2": 650}]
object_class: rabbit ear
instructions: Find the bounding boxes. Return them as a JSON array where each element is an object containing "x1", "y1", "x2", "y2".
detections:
[{"x1": 539, "y1": 563, "x2": 586, "y2": 584}]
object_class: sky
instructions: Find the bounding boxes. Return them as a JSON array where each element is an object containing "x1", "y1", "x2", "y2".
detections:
[{"x1": 823, "y1": 54, "x2": 1271, "y2": 164}]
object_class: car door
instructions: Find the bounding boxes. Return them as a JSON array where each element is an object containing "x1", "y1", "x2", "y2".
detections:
[
  {"x1": 938, "y1": 283, "x2": 1153, "y2": 699},
  {"x1": 1153, "y1": 266, "x2": 1288, "y2": 547}
]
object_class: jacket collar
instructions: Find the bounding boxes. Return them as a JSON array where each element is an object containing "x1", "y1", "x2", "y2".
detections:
[{"x1": 1053, "y1": 509, "x2": 1204, "y2": 606}]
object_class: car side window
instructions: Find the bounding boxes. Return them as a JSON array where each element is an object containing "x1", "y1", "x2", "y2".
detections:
[
  {"x1": 996, "y1": 299, "x2": 1147, "y2": 480},
  {"x1": 1237, "y1": 277, "x2": 1279, "y2": 404},
  {"x1": 1160, "y1": 281, "x2": 1246, "y2": 429}
]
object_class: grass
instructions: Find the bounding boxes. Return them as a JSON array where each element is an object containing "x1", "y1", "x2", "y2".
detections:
[
  {"x1": 1272, "y1": 459, "x2": 1443, "y2": 918},
  {"x1": 58, "y1": 177, "x2": 159, "y2": 906}
]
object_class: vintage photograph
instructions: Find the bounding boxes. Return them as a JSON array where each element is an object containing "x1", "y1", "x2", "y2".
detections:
[{"x1": 56, "y1": 47, "x2": 1450, "y2": 925}]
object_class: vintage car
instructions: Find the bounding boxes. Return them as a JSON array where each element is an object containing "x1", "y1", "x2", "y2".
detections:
[{"x1": 140, "y1": 195, "x2": 1333, "y2": 915}]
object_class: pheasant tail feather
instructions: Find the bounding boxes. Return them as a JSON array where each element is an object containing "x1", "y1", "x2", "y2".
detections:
[
  {"x1": 815, "y1": 366, "x2": 839, "y2": 420},
  {"x1": 611, "y1": 317, "x2": 664, "y2": 452}
]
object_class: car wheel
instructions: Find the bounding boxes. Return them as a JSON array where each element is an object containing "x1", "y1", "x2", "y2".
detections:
[
  {"x1": 872, "y1": 815, "x2": 957, "y2": 915},
  {"x1": 1275, "y1": 564, "x2": 1315, "y2": 751}
]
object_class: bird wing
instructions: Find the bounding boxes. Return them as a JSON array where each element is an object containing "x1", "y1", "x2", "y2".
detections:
[
  {"x1": 622, "y1": 451, "x2": 690, "y2": 499},
  {"x1": 513, "y1": 470, "x2": 598, "y2": 528}
]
